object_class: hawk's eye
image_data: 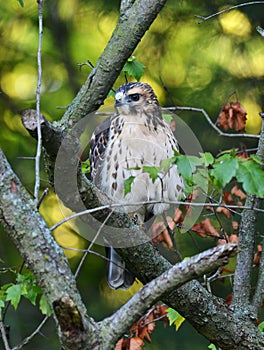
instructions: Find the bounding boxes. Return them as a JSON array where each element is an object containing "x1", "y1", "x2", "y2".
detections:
[{"x1": 129, "y1": 93, "x2": 141, "y2": 102}]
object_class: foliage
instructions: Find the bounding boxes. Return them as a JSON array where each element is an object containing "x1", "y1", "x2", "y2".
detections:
[
  {"x1": 17, "y1": 0, "x2": 24, "y2": 8},
  {"x1": 123, "y1": 56, "x2": 145, "y2": 82},
  {"x1": 0, "y1": 268, "x2": 52, "y2": 318},
  {"x1": 1, "y1": 0, "x2": 264, "y2": 349},
  {"x1": 167, "y1": 308, "x2": 185, "y2": 331},
  {"x1": 124, "y1": 150, "x2": 264, "y2": 198},
  {"x1": 115, "y1": 305, "x2": 168, "y2": 350}
]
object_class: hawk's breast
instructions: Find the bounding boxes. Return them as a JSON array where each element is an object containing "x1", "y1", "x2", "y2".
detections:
[{"x1": 98, "y1": 114, "x2": 182, "y2": 217}]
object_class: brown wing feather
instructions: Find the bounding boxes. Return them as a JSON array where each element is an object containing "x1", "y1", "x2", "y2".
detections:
[{"x1": 89, "y1": 114, "x2": 117, "y2": 180}]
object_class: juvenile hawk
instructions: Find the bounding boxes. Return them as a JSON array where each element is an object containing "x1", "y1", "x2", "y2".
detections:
[{"x1": 89, "y1": 82, "x2": 182, "y2": 289}]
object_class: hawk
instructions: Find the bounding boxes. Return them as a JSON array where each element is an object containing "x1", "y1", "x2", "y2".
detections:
[{"x1": 89, "y1": 82, "x2": 182, "y2": 289}]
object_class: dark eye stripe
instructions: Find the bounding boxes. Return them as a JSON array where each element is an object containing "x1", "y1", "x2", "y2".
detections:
[{"x1": 129, "y1": 93, "x2": 141, "y2": 102}]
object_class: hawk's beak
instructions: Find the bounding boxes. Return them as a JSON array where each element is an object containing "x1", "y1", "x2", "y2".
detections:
[{"x1": 114, "y1": 92, "x2": 126, "y2": 107}]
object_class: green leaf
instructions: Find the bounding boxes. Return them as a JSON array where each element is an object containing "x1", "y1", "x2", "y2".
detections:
[
  {"x1": 39, "y1": 294, "x2": 52, "y2": 316},
  {"x1": 107, "y1": 90, "x2": 115, "y2": 99},
  {"x1": 211, "y1": 157, "x2": 239, "y2": 187},
  {"x1": 6, "y1": 284, "x2": 22, "y2": 309},
  {"x1": 162, "y1": 113, "x2": 173, "y2": 124},
  {"x1": 17, "y1": 0, "x2": 24, "y2": 7},
  {"x1": 126, "y1": 166, "x2": 141, "y2": 171},
  {"x1": 25, "y1": 284, "x2": 42, "y2": 306},
  {"x1": 236, "y1": 159, "x2": 264, "y2": 197},
  {"x1": 0, "y1": 299, "x2": 5, "y2": 316},
  {"x1": 160, "y1": 157, "x2": 173, "y2": 172},
  {"x1": 124, "y1": 175, "x2": 135, "y2": 195},
  {"x1": 258, "y1": 321, "x2": 264, "y2": 331},
  {"x1": 250, "y1": 154, "x2": 264, "y2": 165},
  {"x1": 208, "y1": 344, "x2": 217, "y2": 350},
  {"x1": 81, "y1": 159, "x2": 90, "y2": 174},
  {"x1": 167, "y1": 308, "x2": 185, "y2": 331},
  {"x1": 143, "y1": 166, "x2": 160, "y2": 183},
  {"x1": 175, "y1": 155, "x2": 201, "y2": 181},
  {"x1": 123, "y1": 56, "x2": 145, "y2": 81},
  {"x1": 192, "y1": 168, "x2": 208, "y2": 192},
  {"x1": 200, "y1": 152, "x2": 214, "y2": 167}
]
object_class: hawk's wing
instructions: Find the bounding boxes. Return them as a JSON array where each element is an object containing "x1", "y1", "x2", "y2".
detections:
[
  {"x1": 89, "y1": 113, "x2": 135, "y2": 289},
  {"x1": 89, "y1": 114, "x2": 116, "y2": 182}
]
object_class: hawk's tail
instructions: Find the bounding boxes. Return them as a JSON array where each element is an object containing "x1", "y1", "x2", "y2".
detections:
[{"x1": 106, "y1": 247, "x2": 135, "y2": 289}]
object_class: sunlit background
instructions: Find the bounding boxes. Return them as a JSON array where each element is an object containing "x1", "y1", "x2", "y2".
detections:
[{"x1": 0, "y1": 0, "x2": 263, "y2": 349}]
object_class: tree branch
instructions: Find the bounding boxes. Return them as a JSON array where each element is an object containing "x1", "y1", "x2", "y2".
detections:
[
  {"x1": 34, "y1": 0, "x2": 43, "y2": 204},
  {"x1": 116, "y1": 240, "x2": 264, "y2": 349},
  {"x1": 195, "y1": 2, "x2": 264, "y2": 24},
  {"x1": 232, "y1": 114, "x2": 264, "y2": 314},
  {"x1": 164, "y1": 106, "x2": 260, "y2": 139},
  {"x1": 101, "y1": 243, "x2": 238, "y2": 347},
  {"x1": 21, "y1": 109, "x2": 62, "y2": 158},
  {"x1": 0, "y1": 150, "x2": 99, "y2": 349},
  {"x1": 59, "y1": 0, "x2": 168, "y2": 128}
]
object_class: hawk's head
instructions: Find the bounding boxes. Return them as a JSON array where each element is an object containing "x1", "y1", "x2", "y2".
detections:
[{"x1": 114, "y1": 82, "x2": 159, "y2": 115}]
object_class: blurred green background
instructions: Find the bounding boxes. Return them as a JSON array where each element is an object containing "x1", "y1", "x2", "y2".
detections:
[{"x1": 0, "y1": 0, "x2": 263, "y2": 349}]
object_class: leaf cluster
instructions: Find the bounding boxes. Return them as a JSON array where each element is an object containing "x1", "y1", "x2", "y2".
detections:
[
  {"x1": 175, "y1": 151, "x2": 264, "y2": 198},
  {"x1": 124, "y1": 150, "x2": 264, "y2": 199},
  {"x1": 0, "y1": 270, "x2": 51, "y2": 318}
]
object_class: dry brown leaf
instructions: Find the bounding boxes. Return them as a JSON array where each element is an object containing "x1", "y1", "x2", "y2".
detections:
[
  {"x1": 232, "y1": 221, "x2": 239, "y2": 231},
  {"x1": 217, "y1": 101, "x2": 247, "y2": 131},
  {"x1": 192, "y1": 218, "x2": 220, "y2": 238},
  {"x1": 216, "y1": 206, "x2": 231, "y2": 218},
  {"x1": 173, "y1": 208, "x2": 185, "y2": 225},
  {"x1": 225, "y1": 294, "x2": 232, "y2": 306},
  {"x1": 229, "y1": 234, "x2": 239, "y2": 244},
  {"x1": 130, "y1": 337, "x2": 144, "y2": 349},
  {"x1": 10, "y1": 180, "x2": 18, "y2": 193},
  {"x1": 115, "y1": 305, "x2": 169, "y2": 349},
  {"x1": 231, "y1": 185, "x2": 247, "y2": 200},
  {"x1": 253, "y1": 245, "x2": 262, "y2": 266}
]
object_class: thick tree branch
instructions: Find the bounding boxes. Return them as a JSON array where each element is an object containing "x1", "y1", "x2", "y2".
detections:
[
  {"x1": 232, "y1": 115, "x2": 264, "y2": 314},
  {"x1": 117, "y1": 241, "x2": 264, "y2": 349},
  {"x1": 0, "y1": 150, "x2": 99, "y2": 349},
  {"x1": 22, "y1": 107, "x2": 264, "y2": 348},
  {"x1": 22, "y1": 109, "x2": 62, "y2": 158},
  {"x1": 59, "y1": 0, "x2": 168, "y2": 128},
  {"x1": 101, "y1": 243, "x2": 238, "y2": 347}
]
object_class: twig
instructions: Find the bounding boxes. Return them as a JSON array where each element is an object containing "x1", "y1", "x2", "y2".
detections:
[
  {"x1": 257, "y1": 26, "x2": 264, "y2": 37},
  {"x1": 34, "y1": 0, "x2": 43, "y2": 205},
  {"x1": 74, "y1": 211, "x2": 113, "y2": 278},
  {"x1": 36, "y1": 188, "x2": 49, "y2": 210},
  {"x1": 49, "y1": 200, "x2": 264, "y2": 232},
  {"x1": 59, "y1": 245, "x2": 109, "y2": 262},
  {"x1": 164, "y1": 106, "x2": 260, "y2": 139},
  {"x1": 12, "y1": 316, "x2": 49, "y2": 350},
  {"x1": 0, "y1": 320, "x2": 11, "y2": 350},
  {"x1": 195, "y1": 2, "x2": 264, "y2": 24}
]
